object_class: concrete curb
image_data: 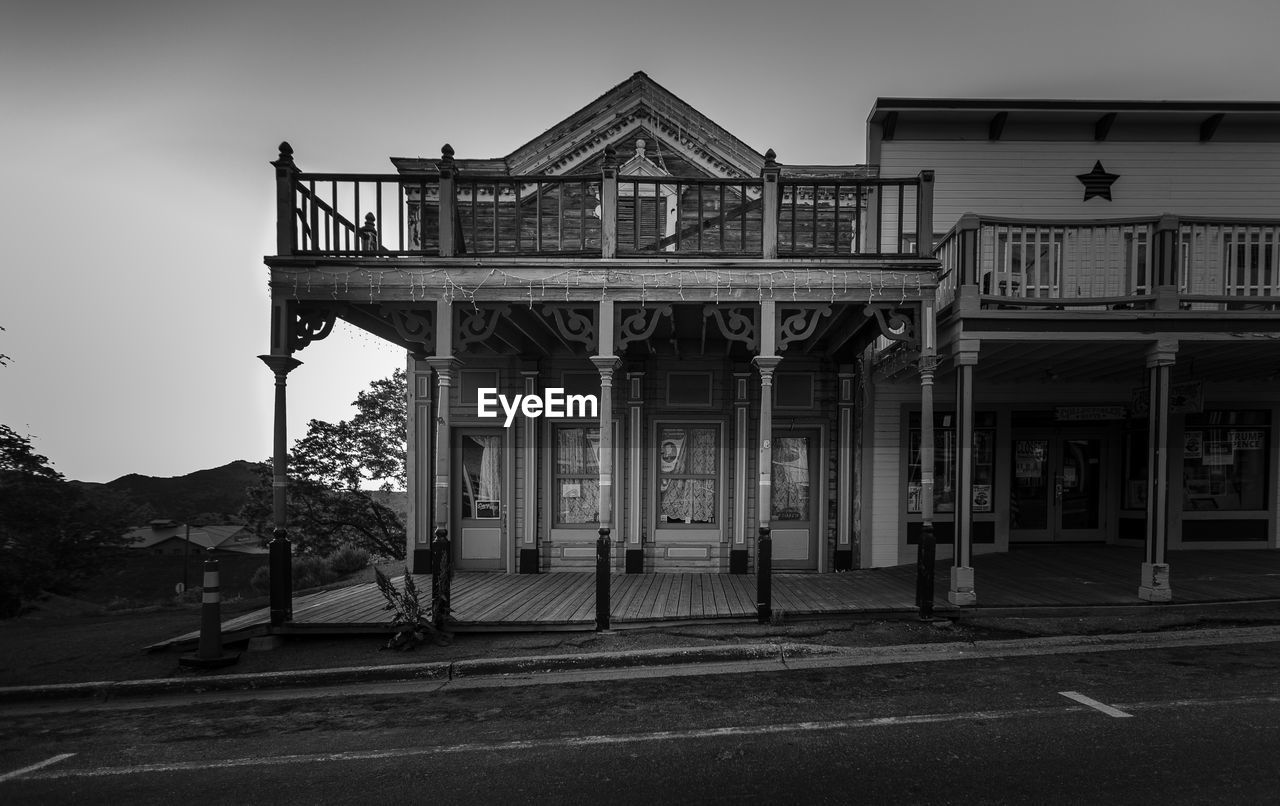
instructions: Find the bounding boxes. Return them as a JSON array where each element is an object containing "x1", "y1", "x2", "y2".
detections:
[{"x1": 4, "y1": 625, "x2": 1280, "y2": 706}]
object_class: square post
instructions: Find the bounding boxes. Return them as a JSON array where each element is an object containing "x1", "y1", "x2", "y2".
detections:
[
  {"x1": 438, "y1": 145, "x2": 456, "y2": 258},
  {"x1": 949, "y1": 338, "x2": 979, "y2": 606},
  {"x1": 915, "y1": 170, "x2": 935, "y2": 257},
  {"x1": 601, "y1": 146, "x2": 618, "y2": 259},
  {"x1": 761, "y1": 149, "x2": 780, "y2": 259}
]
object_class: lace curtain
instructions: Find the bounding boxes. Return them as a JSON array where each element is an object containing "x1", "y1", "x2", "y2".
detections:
[
  {"x1": 659, "y1": 426, "x2": 717, "y2": 524},
  {"x1": 556, "y1": 427, "x2": 600, "y2": 523},
  {"x1": 463, "y1": 435, "x2": 503, "y2": 518},
  {"x1": 771, "y1": 436, "x2": 810, "y2": 520}
]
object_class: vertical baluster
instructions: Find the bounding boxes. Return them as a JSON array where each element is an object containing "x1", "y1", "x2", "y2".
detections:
[
  {"x1": 492, "y1": 181, "x2": 500, "y2": 254},
  {"x1": 810, "y1": 183, "x2": 819, "y2": 255},
  {"x1": 740, "y1": 182, "x2": 748, "y2": 253},
  {"x1": 833, "y1": 184, "x2": 842, "y2": 254},
  {"x1": 697, "y1": 183, "x2": 704, "y2": 253},
  {"x1": 654, "y1": 180, "x2": 662, "y2": 251},
  {"x1": 673, "y1": 181, "x2": 682, "y2": 252},
  {"x1": 579, "y1": 180, "x2": 586, "y2": 251},
  {"x1": 514, "y1": 180, "x2": 523, "y2": 253},
  {"x1": 719, "y1": 183, "x2": 725, "y2": 252},
  {"x1": 853, "y1": 182, "x2": 862, "y2": 254},
  {"x1": 896, "y1": 183, "x2": 905, "y2": 253},
  {"x1": 790, "y1": 183, "x2": 798, "y2": 253}
]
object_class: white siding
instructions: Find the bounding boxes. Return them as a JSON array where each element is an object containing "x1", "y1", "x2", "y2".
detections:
[
  {"x1": 870, "y1": 384, "x2": 914, "y2": 567},
  {"x1": 880, "y1": 140, "x2": 1280, "y2": 234}
]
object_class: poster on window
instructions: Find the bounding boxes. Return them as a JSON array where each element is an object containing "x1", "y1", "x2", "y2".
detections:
[
  {"x1": 1184, "y1": 431, "x2": 1203, "y2": 459},
  {"x1": 907, "y1": 484, "x2": 922, "y2": 514},
  {"x1": 1231, "y1": 430, "x2": 1264, "y2": 451},
  {"x1": 660, "y1": 429, "x2": 687, "y2": 474},
  {"x1": 1202, "y1": 440, "x2": 1234, "y2": 466},
  {"x1": 475, "y1": 499, "x2": 501, "y2": 519},
  {"x1": 1015, "y1": 440, "x2": 1046, "y2": 480},
  {"x1": 972, "y1": 484, "x2": 992, "y2": 513}
]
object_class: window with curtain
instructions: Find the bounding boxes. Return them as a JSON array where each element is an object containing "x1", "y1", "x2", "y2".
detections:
[
  {"x1": 461, "y1": 434, "x2": 503, "y2": 519},
  {"x1": 658, "y1": 424, "x2": 719, "y2": 525},
  {"x1": 554, "y1": 426, "x2": 600, "y2": 524}
]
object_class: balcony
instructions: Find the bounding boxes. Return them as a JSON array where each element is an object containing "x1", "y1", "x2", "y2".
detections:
[
  {"x1": 934, "y1": 214, "x2": 1280, "y2": 312},
  {"x1": 270, "y1": 143, "x2": 935, "y2": 263}
]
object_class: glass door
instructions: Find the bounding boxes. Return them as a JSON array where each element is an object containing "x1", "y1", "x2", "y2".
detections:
[
  {"x1": 1010, "y1": 433, "x2": 1106, "y2": 542},
  {"x1": 770, "y1": 430, "x2": 819, "y2": 570},
  {"x1": 454, "y1": 429, "x2": 506, "y2": 570}
]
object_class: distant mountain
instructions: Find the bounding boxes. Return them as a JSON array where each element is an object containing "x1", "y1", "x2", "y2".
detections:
[{"x1": 95, "y1": 460, "x2": 264, "y2": 523}]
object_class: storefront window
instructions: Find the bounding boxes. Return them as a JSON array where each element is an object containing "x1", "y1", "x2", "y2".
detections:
[
  {"x1": 658, "y1": 424, "x2": 719, "y2": 524},
  {"x1": 908, "y1": 412, "x2": 996, "y2": 515},
  {"x1": 1182, "y1": 411, "x2": 1270, "y2": 512},
  {"x1": 554, "y1": 426, "x2": 599, "y2": 524}
]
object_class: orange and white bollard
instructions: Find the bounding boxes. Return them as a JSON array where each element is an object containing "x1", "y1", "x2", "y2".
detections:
[{"x1": 180, "y1": 559, "x2": 240, "y2": 669}]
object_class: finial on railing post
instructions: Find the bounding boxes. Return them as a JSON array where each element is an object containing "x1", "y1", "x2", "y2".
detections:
[
  {"x1": 761, "y1": 148, "x2": 781, "y2": 259},
  {"x1": 271, "y1": 141, "x2": 300, "y2": 256},
  {"x1": 600, "y1": 144, "x2": 618, "y2": 259},
  {"x1": 360, "y1": 212, "x2": 380, "y2": 253},
  {"x1": 438, "y1": 144, "x2": 456, "y2": 257}
]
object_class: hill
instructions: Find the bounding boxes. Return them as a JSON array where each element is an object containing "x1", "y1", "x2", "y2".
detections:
[{"x1": 93, "y1": 460, "x2": 264, "y2": 523}]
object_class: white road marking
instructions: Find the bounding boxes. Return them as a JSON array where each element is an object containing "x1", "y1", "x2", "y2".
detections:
[
  {"x1": 1059, "y1": 690, "x2": 1134, "y2": 718},
  {"x1": 0, "y1": 753, "x2": 75, "y2": 783}
]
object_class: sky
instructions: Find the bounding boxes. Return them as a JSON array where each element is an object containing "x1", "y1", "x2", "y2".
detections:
[{"x1": 2, "y1": 0, "x2": 1278, "y2": 483}]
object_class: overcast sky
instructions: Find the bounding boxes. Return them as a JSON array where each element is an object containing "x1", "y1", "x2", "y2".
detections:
[{"x1": 3, "y1": 0, "x2": 1278, "y2": 483}]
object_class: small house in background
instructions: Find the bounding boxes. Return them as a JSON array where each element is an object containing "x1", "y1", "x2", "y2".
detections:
[{"x1": 124, "y1": 520, "x2": 266, "y2": 556}]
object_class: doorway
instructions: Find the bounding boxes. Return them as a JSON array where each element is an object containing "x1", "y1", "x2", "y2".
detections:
[
  {"x1": 1010, "y1": 432, "x2": 1107, "y2": 542},
  {"x1": 453, "y1": 429, "x2": 507, "y2": 570},
  {"x1": 770, "y1": 429, "x2": 820, "y2": 570}
]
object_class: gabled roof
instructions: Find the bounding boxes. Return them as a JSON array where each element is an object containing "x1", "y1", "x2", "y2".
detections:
[
  {"x1": 392, "y1": 71, "x2": 856, "y2": 180},
  {"x1": 124, "y1": 523, "x2": 255, "y2": 551}
]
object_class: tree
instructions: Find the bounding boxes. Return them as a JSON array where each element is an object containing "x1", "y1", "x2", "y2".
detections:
[
  {"x1": 242, "y1": 370, "x2": 408, "y2": 560},
  {"x1": 0, "y1": 427, "x2": 137, "y2": 617}
]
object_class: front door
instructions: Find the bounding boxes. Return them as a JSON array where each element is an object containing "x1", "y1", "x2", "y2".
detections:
[
  {"x1": 770, "y1": 429, "x2": 819, "y2": 570},
  {"x1": 1010, "y1": 432, "x2": 1107, "y2": 542},
  {"x1": 454, "y1": 429, "x2": 506, "y2": 570}
]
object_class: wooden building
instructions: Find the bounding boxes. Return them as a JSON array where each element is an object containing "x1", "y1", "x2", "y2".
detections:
[
  {"x1": 863, "y1": 99, "x2": 1280, "y2": 604},
  {"x1": 260, "y1": 72, "x2": 938, "y2": 606}
]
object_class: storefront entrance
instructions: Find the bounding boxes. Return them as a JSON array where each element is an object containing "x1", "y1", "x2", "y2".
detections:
[
  {"x1": 770, "y1": 429, "x2": 820, "y2": 570},
  {"x1": 1010, "y1": 431, "x2": 1108, "y2": 542},
  {"x1": 454, "y1": 429, "x2": 507, "y2": 570}
]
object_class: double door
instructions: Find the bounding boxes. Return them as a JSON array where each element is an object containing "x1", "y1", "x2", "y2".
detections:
[{"x1": 1010, "y1": 431, "x2": 1107, "y2": 542}]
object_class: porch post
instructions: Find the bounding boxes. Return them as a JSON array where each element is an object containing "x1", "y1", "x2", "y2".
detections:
[
  {"x1": 425, "y1": 302, "x2": 459, "y2": 628},
  {"x1": 761, "y1": 149, "x2": 780, "y2": 259},
  {"x1": 592, "y1": 300, "x2": 620, "y2": 629},
  {"x1": 915, "y1": 170, "x2": 935, "y2": 257},
  {"x1": 601, "y1": 146, "x2": 618, "y2": 259},
  {"x1": 258, "y1": 349, "x2": 301, "y2": 628},
  {"x1": 731, "y1": 369, "x2": 752, "y2": 573},
  {"x1": 1140, "y1": 339, "x2": 1178, "y2": 602},
  {"x1": 949, "y1": 338, "x2": 980, "y2": 606},
  {"x1": 406, "y1": 352, "x2": 435, "y2": 574},
  {"x1": 754, "y1": 299, "x2": 781, "y2": 622},
  {"x1": 437, "y1": 145, "x2": 456, "y2": 258},
  {"x1": 626, "y1": 370, "x2": 645, "y2": 573},
  {"x1": 916, "y1": 294, "x2": 939, "y2": 618},
  {"x1": 835, "y1": 365, "x2": 856, "y2": 570},
  {"x1": 520, "y1": 364, "x2": 540, "y2": 573}
]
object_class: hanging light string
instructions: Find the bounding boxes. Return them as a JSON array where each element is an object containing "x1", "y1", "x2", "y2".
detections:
[{"x1": 272, "y1": 266, "x2": 929, "y2": 308}]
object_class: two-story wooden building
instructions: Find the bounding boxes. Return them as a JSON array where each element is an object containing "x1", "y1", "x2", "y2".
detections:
[
  {"x1": 861, "y1": 99, "x2": 1280, "y2": 604},
  {"x1": 260, "y1": 72, "x2": 938, "y2": 614}
]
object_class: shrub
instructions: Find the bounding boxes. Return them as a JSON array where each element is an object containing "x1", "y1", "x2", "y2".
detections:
[
  {"x1": 326, "y1": 545, "x2": 370, "y2": 576},
  {"x1": 292, "y1": 555, "x2": 338, "y2": 591},
  {"x1": 249, "y1": 565, "x2": 271, "y2": 596}
]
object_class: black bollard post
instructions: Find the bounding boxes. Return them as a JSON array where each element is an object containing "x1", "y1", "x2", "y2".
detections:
[
  {"x1": 180, "y1": 559, "x2": 240, "y2": 668},
  {"x1": 916, "y1": 522, "x2": 936, "y2": 619},
  {"x1": 596, "y1": 527, "x2": 611, "y2": 631},
  {"x1": 431, "y1": 527, "x2": 452, "y2": 632},
  {"x1": 268, "y1": 527, "x2": 292, "y2": 627},
  {"x1": 756, "y1": 526, "x2": 772, "y2": 624}
]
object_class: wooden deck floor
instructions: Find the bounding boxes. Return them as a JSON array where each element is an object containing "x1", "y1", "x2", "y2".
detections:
[{"x1": 172, "y1": 547, "x2": 1280, "y2": 644}]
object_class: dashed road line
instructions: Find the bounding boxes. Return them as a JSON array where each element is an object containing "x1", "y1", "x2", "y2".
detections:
[{"x1": 1059, "y1": 691, "x2": 1134, "y2": 718}]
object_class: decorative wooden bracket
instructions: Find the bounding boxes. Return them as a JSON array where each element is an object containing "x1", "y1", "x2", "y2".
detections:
[
  {"x1": 292, "y1": 305, "x2": 337, "y2": 352},
  {"x1": 617, "y1": 304, "x2": 673, "y2": 350},
  {"x1": 378, "y1": 304, "x2": 435, "y2": 353},
  {"x1": 862, "y1": 304, "x2": 918, "y2": 349},
  {"x1": 457, "y1": 304, "x2": 511, "y2": 349},
  {"x1": 541, "y1": 305, "x2": 597, "y2": 351},
  {"x1": 703, "y1": 305, "x2": 758, "y2": 351},
  {"x1": 777, "y1": 305, "x2": 832, "y2": 352}
]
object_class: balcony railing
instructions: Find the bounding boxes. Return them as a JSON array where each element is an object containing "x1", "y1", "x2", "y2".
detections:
[
  {"x1": 270, "y1": 143, "x2": 935, "y2": 261},
  {"x1": 934, "y1": 214, "x2": 1280, "y2": 311}
]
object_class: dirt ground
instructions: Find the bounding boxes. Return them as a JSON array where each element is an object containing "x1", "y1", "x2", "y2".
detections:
[{"x1": 6, "y1": 593, "x2": 1280, "y2": 688}]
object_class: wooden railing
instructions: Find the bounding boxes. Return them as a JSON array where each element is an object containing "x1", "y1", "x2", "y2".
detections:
[
  {"x1": 933, "y1": 214, "x2": 1280, "y2": 311},
  {"x1": 270, "y1": 142, "x2": 933, "y2": 261}
]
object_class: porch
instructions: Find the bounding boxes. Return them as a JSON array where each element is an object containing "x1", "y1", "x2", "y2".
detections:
[{"x1": 166, "y1": 547, "x2": 1280, "y2": 644}]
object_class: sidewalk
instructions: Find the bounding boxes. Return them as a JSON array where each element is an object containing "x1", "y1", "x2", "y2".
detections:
[{"x1": 5, "y1": 601, "x2": 1280, "y2": 706}]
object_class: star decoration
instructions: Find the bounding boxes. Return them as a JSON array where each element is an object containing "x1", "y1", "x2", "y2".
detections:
[{"x1": 1077, "y1": 161, "x2": 1119, "y2": 201}]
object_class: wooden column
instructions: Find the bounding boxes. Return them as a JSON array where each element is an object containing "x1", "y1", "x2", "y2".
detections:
[
  {"x1": 1153, "y1": 214, "x2": 1181, "y2": 311},
  {"x1": 271, "y1": 142, "x2": 298, "y2": 256},
  {"x1": 915, "y1": 294, "x2": 939, "y2": 618},
  {"x1": 405, "y1": 351, "x2": 435, "y2": 574},
  {"x1": 592, "y1": 301, "x2": 620, "y2": 628},
  {"x1": 731, "y1": 369, "x2": 752, "y2": 573},
  {"x1": 949, "y1": 338, "x2": 980, "y2": 606},
  {"x1": 761, "y1": 149, "x2": 780, "y2": 259},
  {"x1": 834, "y1": 365, "x2": 856, "y2": 571},
  {"x1": 915, "y1": 170, "x2": 935, "y2": 257},
  {"x1": 437, "y1": 145, "x2": 456, "y2": 258},
  {"x1": 754, "y1": 299, "x2": 780, "y2": 621},
  {"x1": 626, "y1": 370, "x2": 645, "y2": 573},
  {"x1": 864, "y1": 185, "x2": 882, "y2": 254},
  {"x1": 1140, "y1": 339, "x2": 1177, "y2": 602},
  {"x1": 425, "y1": 303, "x2": 459, "y2": 626},
  {"x1": 520, "y1": 364, "x2": 540, "y2": 573},
  {"x1": 600, "y1": 146, "x2": 618, "y2": 259},
  {"x1": 258, "y1": 350, "x2": 301, "y2": 628}
]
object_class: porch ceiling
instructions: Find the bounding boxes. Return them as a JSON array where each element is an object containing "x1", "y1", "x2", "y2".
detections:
[{"x1": 969, "y1": 338, "x2": 1280, "y2": 385}]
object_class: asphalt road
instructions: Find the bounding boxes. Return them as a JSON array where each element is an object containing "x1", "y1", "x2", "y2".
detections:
[{"x1": 3, "y1": 639, "x2": 1279, "y2": 804}]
